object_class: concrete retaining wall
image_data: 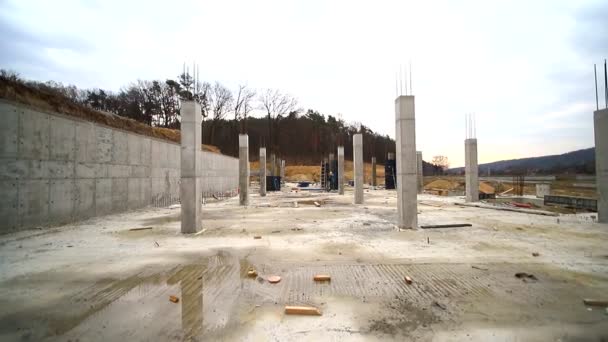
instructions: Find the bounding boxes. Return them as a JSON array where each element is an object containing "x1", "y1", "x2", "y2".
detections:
[{"x1": 0, "y1": 101, "x2": 238, "y2": 233}]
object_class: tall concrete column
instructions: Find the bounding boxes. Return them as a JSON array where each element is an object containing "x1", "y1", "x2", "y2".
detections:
[
  {"x1": 353, "y1": 134, "x2": 364, "y2": 204},
  {"x1": 371, "y1": 157, "x2": 377, "y2": 187},
  {"x1": 280, "y1": 159, "x2": 285, "y2": 182},
  {"x1": 338, "y1": 146, "x2": 345, "y2": 195},
  {"x1": 180, "y1": 101, "x2": 202, "y2": 234},
  {"x1": 259, "y1": 148, "x2": 267, "y2": 196},
  {"x1": 395, "y1": 96, "x2": 417, "y2": 229},
  {"x1": 270, "y1": 153, "x2": 276, "y2": 176},
  {"x1": 465, "y1": 139, "x2": 479, "y2": 202},
  {"x1": 238, "y1": 134, "x2": 249, "y2": 206},
  {"x1": 416, "y1": 151, "x2": 423, "y2": 194},
  {"x1": 594, "y1": 108, "x2": 608, "y2": 222}
]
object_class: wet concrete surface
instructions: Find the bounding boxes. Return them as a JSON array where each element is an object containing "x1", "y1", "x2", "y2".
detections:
[{"x1": 1, "y1": 186, "x2": 608, "y2": 341}]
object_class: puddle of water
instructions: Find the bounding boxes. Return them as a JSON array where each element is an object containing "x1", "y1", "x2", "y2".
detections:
[{"x1": 0, "y1": 252, "x2": 247, "y2": 341}]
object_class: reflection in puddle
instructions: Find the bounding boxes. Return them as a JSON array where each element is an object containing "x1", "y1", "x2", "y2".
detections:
[
  {"x1": 169, "y1": 265, "x2": 204, "y2": 338},
  {"x1": 46, "y1": 252, "x2": 241, "y2": 341}
]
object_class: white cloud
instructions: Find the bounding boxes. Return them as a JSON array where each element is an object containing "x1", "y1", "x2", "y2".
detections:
[{"x1": 0, "y1": 0, "x2": 604, "y2": 167}]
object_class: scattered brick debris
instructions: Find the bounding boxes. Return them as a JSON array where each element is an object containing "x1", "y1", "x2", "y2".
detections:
[
  {"x1": 285, "y1": 306, "x2": 322, "y2": 316},
  {"x1": 267, "y1": 275, "x2": 281, "y2": 283},
  {"x1": 313, "y1": 275, "x2": 331, "y2": 282}
]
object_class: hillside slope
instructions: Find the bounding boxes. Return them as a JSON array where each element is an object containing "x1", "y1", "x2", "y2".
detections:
[{"x1": 449, "y1": 148, "x2": 595, "y2": 175}]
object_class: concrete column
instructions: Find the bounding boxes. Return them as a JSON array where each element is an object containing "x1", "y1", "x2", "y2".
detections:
[
  {"x1": 594, "y1": 108, "x2": 608, "y2": 222},
  {"x1": 416, "y1": 151, "x2": 423, "y2": 194},
  {"x1": 259, "y1": 148, "x2": 267, "y2": 196},
  {"x1": 180, "y1": 101, "x2": 202, "y2": 234},
  {"x1": 465, "y1": 139, "x2": 479, "y2": 202},
  {"x1": 535, "y1": 183, "x2": 550, "y2": 198},
  {"x1": 371, "y1": 157, "x2": 377, "y2": 187},
  {"x1": 270, "y1": 153, "x2": 276, "y2": 176},
  {"x1": 238, "y1": 134, "x2": 249, "y2": 206},
  {"x1": 280, "y1": 159, "x2": 285, "y2": 182},
  {"x1": 338, "y1": 146, "x2": 345, "y2": 195},
  {"x1": 353, "y1": 134, "x2": 364, "y2": 204},
  {"x1": 395, "y1": 96, "x2": 417, "y2": 229}
]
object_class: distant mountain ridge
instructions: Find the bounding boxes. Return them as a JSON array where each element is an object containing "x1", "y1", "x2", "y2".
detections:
[{"x1": 448, "y1": 148, "x2": 596, "y2": 175}]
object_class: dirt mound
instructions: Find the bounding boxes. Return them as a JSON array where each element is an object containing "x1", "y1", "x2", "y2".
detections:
[
  {"x1": 248, "y1": 161, "x2": 384, "y2": 183},
  {"x1": 0, "y1": 78, "x2": 184, "y2": 144},
  {"x1": 202, "y1": 144, "x2": 221, "y2": 153},
  {"x1": 424, "y1": 179, "x2": 458, "y2": 190},
  {"x1": 290, "y1": 173, "x2": 313, "y2": 181},
  {"x1": 287, "y1": 166, "x2": 321, "y2": 182},
  {"x1": 0, "y1": 77, "x2": 229, "y2": 155}
]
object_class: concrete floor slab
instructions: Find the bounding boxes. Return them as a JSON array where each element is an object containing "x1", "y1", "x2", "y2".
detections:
[{"x1": 0, "y1": 188, "x2": 607, "y2": 341}]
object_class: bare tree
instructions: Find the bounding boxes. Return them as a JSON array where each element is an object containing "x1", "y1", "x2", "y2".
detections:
[
  {"x1": 193, "y1": 81, "x2": 211, "y2": 119},
  {"x1": 207, "y1": 82, "x2": 233, "y2": 144},
  {"x1": 260, "y1": 88, "x2": 297, "y2": 150},
  {"x1": 233, "y1": 85, "x2": 256, "y2": 133},
  {"x1": 210, "y1": 82, "x2": 233, "y2": 120},
  {"x1": 432, "y1": 155, "x2": 450, "y2": 172}
]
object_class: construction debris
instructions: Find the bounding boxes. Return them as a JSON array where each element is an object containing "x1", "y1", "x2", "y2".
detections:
[
  {"x1": 472, "y1": 265, "x2": 489, "y2": 271},
  {"x1": 479, "y1": 181, "x2": 495, "y2": 194},
  {"x1": 458, "y1": 202, "x2": 558, "y2": 216},
  {"x1": 515, "y1": 272, "x2": 538, "y2": 282},
  {"x1": 267, "y1": 275, "x2": 281, "y2": 283},
  {"x1": 169, "y1": 295, "x2": 179, "y2": 303},
  {"x1": 154, "y1": 241, "x2": 160, "y2": 247},
  {"x1": 285, "y1": 305, "x2": 322, "y2": 316},
  {"x1": 583, "y1": 299, "x2": 608, "y2": 307},
  {"x1": 420, "y1": 201, "x2": 443, "y2": 207},
  {"x1": 404, "y1": 276, "x2": 413, "y2": 284},
  {"x1": 247, "y1": 269, "x2": 258, "y2": 277},
  {"x1": 532, "y1": 252, "x2": 540, "y2": 257},
  {"x1": 433, "y1": 301, "x2": 447, "y2": 310},
  {"x1": 512, "y1": 202, "x2": 533, "y2": 209},
  {"x1": 254, "y1": 235, "x2": 262, "y2": 239},
  {"x1": 420, "y1": 223, "x2": 472, "y2": 229},
  {"x1": 129, "y1": 227, "x2": 152, "y2": 231},
  {"x1": 314, "y1": 201, "x2": 321, "y2": 207},
  {"x1": 500, "y1": 188, "x2": 514, "y2": 195},
  {"x1": 313, "y1": 274, "x2": 331, "y2": 281}
]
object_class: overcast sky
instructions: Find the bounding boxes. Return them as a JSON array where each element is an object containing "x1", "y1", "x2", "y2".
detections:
[{"x1": 1, "y1": 0, "x2": 606, "y2": 167}]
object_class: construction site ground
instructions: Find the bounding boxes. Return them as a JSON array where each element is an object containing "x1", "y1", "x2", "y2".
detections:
[{"x1": 1, "y1": 185, "x2": 607, "y2": 341}]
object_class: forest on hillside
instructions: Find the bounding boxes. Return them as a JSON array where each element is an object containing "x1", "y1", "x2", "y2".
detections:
[{"x1": 1, "y1": 69, "x2": 420, "y2": 166}]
